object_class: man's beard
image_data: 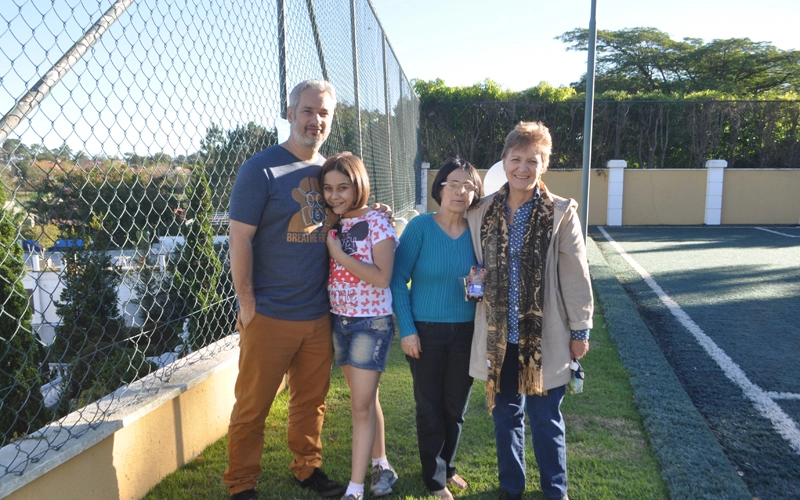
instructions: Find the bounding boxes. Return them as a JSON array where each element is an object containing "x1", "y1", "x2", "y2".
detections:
[{"x1": 292, "y1": 125, "x2": 327, "y2": 149}]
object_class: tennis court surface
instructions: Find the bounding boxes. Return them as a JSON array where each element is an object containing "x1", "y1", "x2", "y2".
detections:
[{"x1": 590, "y1": 225, "x2": 800, "y2": 499}]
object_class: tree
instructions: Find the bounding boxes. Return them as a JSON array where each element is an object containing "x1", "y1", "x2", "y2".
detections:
[
  {"x1": 558, "y1": 27, "x2": 800, "y2": 96},
  {"x1": 51, "y1": 227, "x2": 125, "y2": 361},
  {"x1": 199, "y1": 122, "x2": 277, "y2": 210},
  {"x1": 1, "y1": 187, "x2": 47, "y2": 445},
  {"x1": 50, "y1": 221, "x2": 156, "y2": 414},
  {"x1": 174, "y1": 165, "x2": 225, "y2": 350},
  {"x1": 688, "y1": 38, "x2": 800, "y2": 95},
  {"x1": 33, "y1": 145, "x2": 54, "y2": 162},
  {"x1": 52, "y1": 143, "x2": 73, "y2": 163},
  {"x1": 1, "y1": 139, "x2": 29, "y2": 163},
  {"x1": 31, "y1": 167, "x2": 181, "y2": 248},
  {"x1": 26, "y1": 143, "x2": 44, "y2": 160},
  {"x1": 16, "y1": 161, "x2": 52, "y2": 193},
  {"x1": 71, "y1": 150, "x2": 88, "y2": 162},
  {"x1": 147, "y1": 152, "x2": 172, "y2": 165},
  {"x1": 124, "y1": 152, "x2": 145, "y2": 167}
]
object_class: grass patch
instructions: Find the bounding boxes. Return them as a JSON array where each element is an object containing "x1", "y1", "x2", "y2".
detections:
[{"x1": 145, "y1": 299, "x2": 668, "y2": 499}]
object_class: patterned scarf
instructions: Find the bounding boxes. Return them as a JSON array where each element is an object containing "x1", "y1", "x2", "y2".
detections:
[{"x1": 480, "y1": 182, "x2": 554, "y2": 410}]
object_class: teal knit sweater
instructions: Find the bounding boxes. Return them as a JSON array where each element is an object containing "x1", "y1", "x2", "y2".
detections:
[{"x1": 390, "y1": 213, "x2": 478, "y2": 338}]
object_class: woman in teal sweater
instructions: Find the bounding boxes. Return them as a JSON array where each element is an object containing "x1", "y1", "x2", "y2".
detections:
[{"x1": 390, "y1": 158, "x2": 483, "y2": 500}]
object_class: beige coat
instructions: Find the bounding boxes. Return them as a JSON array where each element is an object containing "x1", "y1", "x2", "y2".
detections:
[{"x1": 466, "y1": 185, "x2": 593, "y2": 390}]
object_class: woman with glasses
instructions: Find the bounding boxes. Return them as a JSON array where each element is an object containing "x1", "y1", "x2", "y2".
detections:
[
  {"x1": 466, "y1": 121, "x2": 593, "y2": 500},
  {"x1": 390, "y1": 158, "x2": 484, "y2": 499}
]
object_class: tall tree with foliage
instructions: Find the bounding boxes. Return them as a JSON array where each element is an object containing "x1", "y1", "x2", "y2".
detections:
[
  {"x1": 52, "y1": 219, "x2": 154, "y2": 414},
  {"x1": 174, "y1": 164, "x2": 225, "y2": 350},
  {"x1": 51, "y1": 222, "x2": 125, "y2": 360},
  {"x1": 1, "y1": 138, "x2": 30, "y2": 163},
  {"x1": 558, "y1": 27, "x2": 800, "y2": 96},
  {"x1": 32, "y1": 167, "x2": 180, "y2": 248},
  {"x1": 199, "y1": 121, "x2": 277, "y2": 210},
  {"x1": 0, "y1": 187, "x2": 46, "y2": 445}
]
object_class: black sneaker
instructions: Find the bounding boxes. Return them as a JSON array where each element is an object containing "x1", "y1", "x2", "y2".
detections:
[
  {"x1": 230, "y1": 489, "x2": 258, "y2": 500},
  {"x1": 297, "y1": 468, "x2": 347, "y2": 498}
]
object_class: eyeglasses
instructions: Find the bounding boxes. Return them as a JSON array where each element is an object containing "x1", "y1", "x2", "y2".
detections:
[{"x1": 441, "y1": 180, "x2": 477, "y2": 192}]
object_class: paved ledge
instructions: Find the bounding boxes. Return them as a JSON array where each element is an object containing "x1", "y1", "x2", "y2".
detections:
[{"x1": 0, "y1": 335, "x2": 240, "y2": 498}]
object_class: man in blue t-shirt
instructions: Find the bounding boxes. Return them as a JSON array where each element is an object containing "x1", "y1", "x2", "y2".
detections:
[{"x1": 223, "y1": 80, "x2": 346, "y2": 500}]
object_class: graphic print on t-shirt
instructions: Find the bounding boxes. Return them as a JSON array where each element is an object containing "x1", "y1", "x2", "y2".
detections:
[
  {"x1": 336, "y1": 220, "x2": 369, "y2": 254},
  {"x1": 327, "y1": 211, "x2": 395, "y2": 317},
  {"x1": 287, "y1": 177, "x2": 333, "y2": 242}
]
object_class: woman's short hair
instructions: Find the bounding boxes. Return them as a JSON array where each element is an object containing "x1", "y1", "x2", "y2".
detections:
[
  {"x1": 501, "y1": 121, "x2": 552, "y2": 171},
  {"x1": 431, "y1": 157, "x2": 484, "y2": 210},
  {"x1": 319, "y1": 152, "x2": 370, "y2": 210}
]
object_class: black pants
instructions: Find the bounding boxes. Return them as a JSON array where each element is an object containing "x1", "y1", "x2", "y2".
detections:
[{"x1": 407, "y1": 321, "x2": 474, "y2": 491}]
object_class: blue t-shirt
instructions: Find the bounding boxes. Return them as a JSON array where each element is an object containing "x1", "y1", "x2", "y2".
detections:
[{"x1": 229, "y1": 145, "x2": 335, "y2": 320}]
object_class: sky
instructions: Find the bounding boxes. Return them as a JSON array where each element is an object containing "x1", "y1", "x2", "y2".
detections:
[
  {"x1": 3, "y1": 0, "x2": 799, "y2": 157},
  {"x1": 369, "y1": 0, "x2": 800, "y2": 91}
]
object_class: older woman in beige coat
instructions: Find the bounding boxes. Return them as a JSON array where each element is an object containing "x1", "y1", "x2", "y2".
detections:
[{"x1": 466, "y1": 121, "x2": 593, "y2": 500}]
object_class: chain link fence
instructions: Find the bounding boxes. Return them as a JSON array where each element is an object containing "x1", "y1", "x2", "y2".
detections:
[{"x1": 0, "y1": 0, "x2": 420, "y2": 478}]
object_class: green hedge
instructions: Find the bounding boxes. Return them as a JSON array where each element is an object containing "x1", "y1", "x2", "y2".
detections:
[{"x1": 416, "y1": 79, "x2": 800, "y2": 170}]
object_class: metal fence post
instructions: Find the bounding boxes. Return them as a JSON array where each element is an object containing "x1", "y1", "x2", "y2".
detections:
[
  {"x1": 350, "y1": 0, "x2": 363, "y2": 158},
  {"x1": 306, "y1": 0, "x2": 329, "y2": 81},
  {"x1": 0, "y1": 0, "x2": 136, "y2": 145},
  {"x1": 277, "y1": 0, "x2": 289, "y2": 117},
  {"x1": 382, "y1": 33, "x2": 394, "y2": 209},
  {"x1": 579, "y1": 0, "x2": 598, "y2": 240}
]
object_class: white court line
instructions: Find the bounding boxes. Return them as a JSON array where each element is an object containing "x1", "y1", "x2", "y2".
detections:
[
  {"x1": 597, "y1": 226, "x2": 800, "y2": 455},
  {"x1": 755, "y1": 227, "x2": 800, "y2": 238},
  {"x1": 768, "y1": 392, "x2": 800, "y2": 401}
]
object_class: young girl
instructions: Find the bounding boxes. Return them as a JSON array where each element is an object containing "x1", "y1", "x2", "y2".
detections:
[{"x1": 320, "y1": 152, "x2": 398, "y2": 500}]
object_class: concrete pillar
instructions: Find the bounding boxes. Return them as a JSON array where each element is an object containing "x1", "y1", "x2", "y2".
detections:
[
  {"x1": 417, "y1": 162, "x2": 430, "y2": 214},
  {"x1": 704, "y1": 160, "x2": 727, "y2": 225},
  {"x1": 606, "y1": 160, "x2": 626, "y2": 226}
]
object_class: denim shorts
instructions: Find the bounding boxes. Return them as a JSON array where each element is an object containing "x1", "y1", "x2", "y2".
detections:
[{"x1": 331, "y1": 314, "x2": 394, "y2": 372}]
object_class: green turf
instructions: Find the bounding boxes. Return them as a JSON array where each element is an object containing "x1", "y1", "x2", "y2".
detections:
[
  {"x1": 586, "y1": 235, "x2": 752, "y2": 500},
  {"x1": 144, "y1": 293, "x2": 668, "y2": 500},
  {"x1": 590, "y1": 227, "x2": 800, "y2": 499}
]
